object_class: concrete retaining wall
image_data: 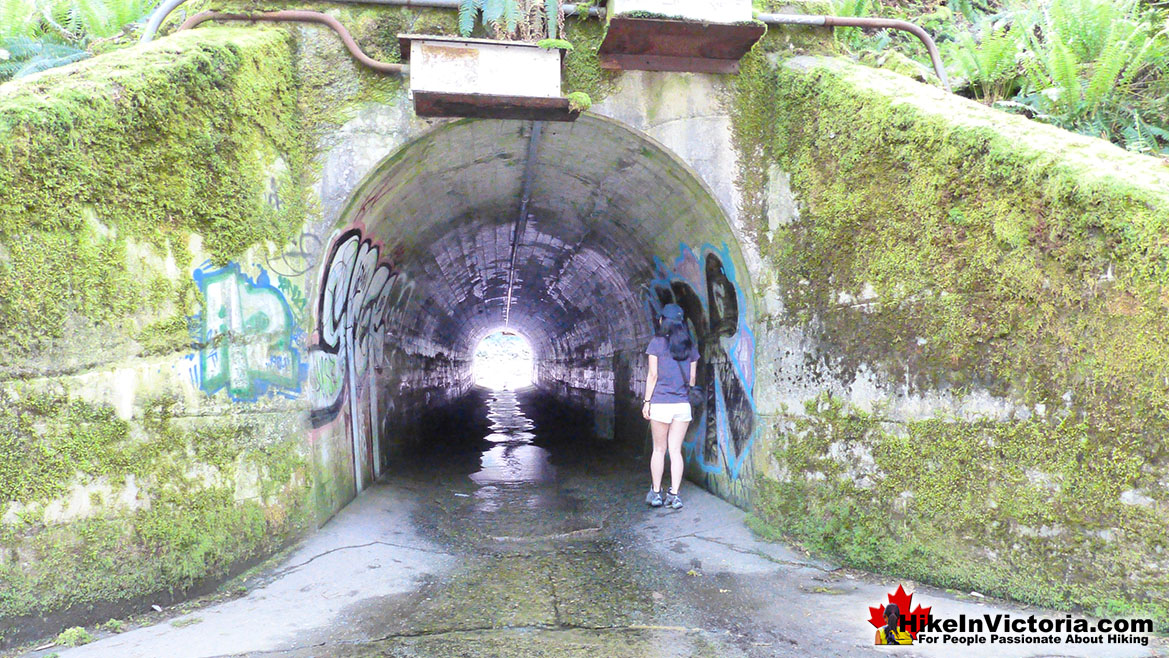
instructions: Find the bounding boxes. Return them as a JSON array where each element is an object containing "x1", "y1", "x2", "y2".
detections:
[{"x1": 3, "y1": 0, "x2": 1167, "y2": 638}]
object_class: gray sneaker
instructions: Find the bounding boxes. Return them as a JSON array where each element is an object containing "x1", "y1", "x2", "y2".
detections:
[
  {"x1": 664, "y1": 489, "x2": 683, "y2": 509},
  {"x1": 645, "y1": 488, "x2": 663, "y2": 507}
]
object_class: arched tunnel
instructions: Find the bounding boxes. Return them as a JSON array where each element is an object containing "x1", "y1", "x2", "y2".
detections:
[
  {"x1": 10, "y1": 15, "x2": 1166, "y2": 653},
  {"x1": 312, "y1": 115, "x2": 756, "y2": 491}
]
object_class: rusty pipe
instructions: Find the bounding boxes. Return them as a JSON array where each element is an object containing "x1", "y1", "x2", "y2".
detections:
[
  {"x1": 758, "y1": 13, "x2": 950, "y2": 92},
  {"x1": 143, "y1": 0, "x2": 601, "y2": 43},
  {"x1": 177, "y1": 10, "x2": 406, "y2": 75}
]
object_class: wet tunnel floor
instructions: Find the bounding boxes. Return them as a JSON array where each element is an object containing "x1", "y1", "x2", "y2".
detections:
[
  {"x1": 281, "y1": 387, "x2": 807, "y2": 658},
  {"x1": 39, "y1": 389, "x2": 1161, "y2": 658}
]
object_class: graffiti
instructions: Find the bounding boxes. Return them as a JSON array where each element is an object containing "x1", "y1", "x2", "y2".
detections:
[
  {"x1": 266, "y1": 175, "x2": 283, "y2": 211},
  {"x1": 309, "y1": 226, "x2": 415, "y2": 492},
  {"x1": 645, "y1": 243, "x2": 757, "y2": 481},
  {"x1": 191, "y1": 262, "x2": 306, "y2": 402},
  {"x1": 277, "y1": 274, "x2": 309, "y2": 325},
  {"x1": 264, "y1": 230, "x2": 324, "y2": 278}
]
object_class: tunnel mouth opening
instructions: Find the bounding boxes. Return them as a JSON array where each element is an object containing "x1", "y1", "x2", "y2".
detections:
[{"x1": 473, "y1": 329, "x2": 535, "y2": 391}]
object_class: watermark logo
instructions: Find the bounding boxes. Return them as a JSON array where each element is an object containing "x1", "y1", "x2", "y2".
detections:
[
  {"x1": 865, "y1": 583, "x2": 1153, "y2": 648},
  {"x1": 868, "y1": 584, "x2": 932, "y2": 645}
]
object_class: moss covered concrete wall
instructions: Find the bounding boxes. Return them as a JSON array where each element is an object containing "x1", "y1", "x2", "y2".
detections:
[
  {"x1": 0, "y1": 28, "x2": 334, "y2": 644},
  {"x1": 0, "y1": 10, "x2": 477, "y2": 641},
  {"x1": 732, "y1": 50, "x2": 1169, "y2": 623}
]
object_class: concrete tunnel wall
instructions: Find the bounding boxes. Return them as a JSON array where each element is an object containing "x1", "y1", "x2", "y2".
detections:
[
  {"x1": 0, "y1": 22, "x2": 767, "y2": 637},
  {"x1": 3, "y1": 1, "x2": 1169, "y2": 636},
  {"x1": 327, "y1": 116, "x2": 754, "y2": 463}
]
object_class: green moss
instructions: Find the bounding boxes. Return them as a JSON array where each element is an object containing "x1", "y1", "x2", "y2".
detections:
[
  {"x1": 753, "y1": 394, "x2": 1168, "y2": 625},
  {"x1": 733, "y1": 55, "x2": 1169, "y2": 625},
  {"x1": 0, "y1": 27, "x2": 310, "y2": 360},
  {"x1": 55, "y1": 626, "x2": 92, "y2": 646},
  {"x1": 561, "y1": 18, "x2": 618, "y2": 105},
  {"x1": 537, "y1": 38, "x2": 573, "y2": 50},
  {"x1": 566, "y1": 91, "x2": 592, "y2": 113},
  {"x1": 0, "y1": 388, "x2": 131, "y2": 506},
  {"x1": 135, "y1": 314, "x2": 192, "y2": 356},
  {"x1": 0, "y1": 390, "x2": 311, "y2": 619}
]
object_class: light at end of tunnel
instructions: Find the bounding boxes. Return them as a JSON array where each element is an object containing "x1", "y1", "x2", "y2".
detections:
[{"x1": 473, "y1": 330, "x2": 535, "y2": 390}]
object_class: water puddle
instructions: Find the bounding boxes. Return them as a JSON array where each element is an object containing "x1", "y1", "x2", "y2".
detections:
[{"x1": 470, "y1": 389, "x2": 557, "y2": 514}]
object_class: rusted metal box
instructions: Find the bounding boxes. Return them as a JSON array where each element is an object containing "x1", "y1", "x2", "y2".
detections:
[
  {"x1": 399, "y1": 34, "x2": 579, "y2": 122},
  {"x1": 599, "y1": 0, "x2": 765, "y2": 74}
]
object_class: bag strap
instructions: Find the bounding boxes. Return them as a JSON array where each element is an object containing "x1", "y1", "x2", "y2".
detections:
[{"x1": 674, "y1": 358, "x2": 690, "y2": 391}]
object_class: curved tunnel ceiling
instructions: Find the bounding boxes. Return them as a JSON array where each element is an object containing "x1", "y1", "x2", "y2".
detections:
[{"x1": 335, "y1": 115, "x2": 752, "y2": 363}]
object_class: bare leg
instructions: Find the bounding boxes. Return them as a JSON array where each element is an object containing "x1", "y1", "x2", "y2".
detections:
[
  {"x1": 649, "y1": 419, "x2": 669, "y2": 492},
  {"x1": 667, "y1": 419, "x2": 689, "y2": 494}
]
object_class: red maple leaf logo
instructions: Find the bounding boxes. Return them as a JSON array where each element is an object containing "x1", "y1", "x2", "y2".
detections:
[{"x1": 868, "y1": 584, "x2": 932, "y2": 640}]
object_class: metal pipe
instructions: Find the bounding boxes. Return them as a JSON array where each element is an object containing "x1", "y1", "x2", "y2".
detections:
[
  {"x1": 504, "y1": 121, "x2": 544, "y2": 327},
  {"x1": 176, "y1": 10, "x2": 407, "y2": 74},
  {"x1": 147, "y1": 1, "x2": 948, "y2": 89},
  {"x1": 143, "y1": 0, "x2": 601, "y2": 43},
  {"x1": 758, "y1": 13, "x2": 951, "y2": 92}
]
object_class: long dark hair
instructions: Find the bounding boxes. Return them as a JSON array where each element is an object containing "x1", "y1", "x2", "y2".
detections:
[{"x1": 657, "y1": 316, "x2": 693, "y2": 361}]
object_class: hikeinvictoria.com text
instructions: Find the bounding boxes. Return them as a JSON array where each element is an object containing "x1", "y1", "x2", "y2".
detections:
[{"x1": 904, "y1": 613, "x2": 1152, "y2": 646}]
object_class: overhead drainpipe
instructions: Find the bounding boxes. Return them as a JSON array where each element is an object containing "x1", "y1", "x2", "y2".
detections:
[
  {"x1": 504, "y1": 121, "x2": 544, "y2": 327},
  {"x1": 142, "y1": 0, "x2": 601, "y2": 43},
  {"x1": 756, "y1": 13, "x2": 951, "y2": 92},
  {"x1": 177, "y1": 10, "x2": 407, "y2": 74},
  {"x1": 151, "y1": 2, "x2": 949, "y2": 89}
]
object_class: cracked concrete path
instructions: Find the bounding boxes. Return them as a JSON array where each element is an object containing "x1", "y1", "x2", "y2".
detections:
[
  {"x1": 45, "y1": 484, "x2": 454, "y2": 658},
  {"x1": 36, "y1": 389, "x2": 1168, "y2": 657}
]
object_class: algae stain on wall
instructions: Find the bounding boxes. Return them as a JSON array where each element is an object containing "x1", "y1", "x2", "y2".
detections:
[{"x1": 730, "y1": 51, "x2": 1169, "y2": 623}]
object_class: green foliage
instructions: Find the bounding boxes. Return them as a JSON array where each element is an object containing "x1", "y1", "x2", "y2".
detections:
[
  {"x1": 0, "y1": 28, "x2": 309, "y2": 360},
  {"x1": 1009, "y1": 0, "x2": 1169, "y2": 154},
  {"x1": 732, "y1": 51, "x2": 1169, "y2": 625},
  {"x1": 945, "y1": 20, "x2": 1025, "y2": 102},
  {"x1": 0, "y1": 36, "x2": 89, "y2": 80},
  {"x1": 55, "y1": 626, "x2": 92, "y2": 646},
  {"x1": 833, "y1": 0, "x2": 1169, "y2": 155},
  {"x1": 565, "y1": 90, "x2": 591, "y2": 112},
  {"x1": 458, "y1": 0, "x2": 561, "y2": 40},
  {"x1": 0, "y1": 0, "x2": 157, "y2": 81}
]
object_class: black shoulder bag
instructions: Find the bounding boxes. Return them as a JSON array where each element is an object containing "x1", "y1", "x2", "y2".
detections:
[{"x1": 675, "y1": 358, "x2": 704, "y2": 410}]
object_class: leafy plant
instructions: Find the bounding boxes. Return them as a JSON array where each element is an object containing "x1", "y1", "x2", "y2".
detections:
[
  {"x1": 834, "y1": 0, "x2": 1169, "y2": 155},
  {"x1": 458, "y1": 0, "x2": 563, "y2": 41},
  {"x1": 0, "y1": 36, "x2": 89, "y2": 80},
  {"x1": 55, "y1": 626, "x2": 93, "y2": 646},
  {"x1": 1010, "y1": 0, "x2": 1169, "y2": 152},
  {"x1": 0, "y1": 0, "x2": 156, "y2": 82},
  {"x1": 946, "y1": 19, "x2": 1026, "y2": 102}
]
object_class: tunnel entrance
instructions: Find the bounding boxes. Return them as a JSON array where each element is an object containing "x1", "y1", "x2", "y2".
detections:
[
  {"x1": 473, "y1": 330, "x2": 535, "y2": 390},
  {"x1": 310, "y1": 115, "x2": 759, "y2": 497}
]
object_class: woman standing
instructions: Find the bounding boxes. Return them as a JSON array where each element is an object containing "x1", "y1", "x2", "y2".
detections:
[{"x1": 642, "y1": 303, "x2": 699, "y2": 509}]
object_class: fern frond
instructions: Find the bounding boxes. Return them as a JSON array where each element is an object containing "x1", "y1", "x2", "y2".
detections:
[
  {"x1": 15, "y1": 48, "x2": 88, "y2": 77},
  {"x1": 502, "y1": 0, "x2": 520, "y2": 37},
  {"x1": 483, "y1": 0, "x2": 504, "y2": 30},
  {"x1": 544, "y1": 0, "x2": 557, "y2": 39},
  {"x1": 1048, "y1": 36, "x2": 1082, "y2": 110},
  {"x1": 1085, "y1": 36, "x2": 1131, "y2": 107},
  {"x1": 458, "y1": 0, "x2": 478, "y2": 36}
]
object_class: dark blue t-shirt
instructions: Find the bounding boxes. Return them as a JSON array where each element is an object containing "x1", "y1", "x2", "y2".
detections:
[{"x1": 646, "y1": 336, "x2": 699, "y2": 404}]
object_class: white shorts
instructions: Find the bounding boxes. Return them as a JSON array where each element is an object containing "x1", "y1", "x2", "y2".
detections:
[{"x1": 648, "y1": 401, "x2": 692, "y2": 423}]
